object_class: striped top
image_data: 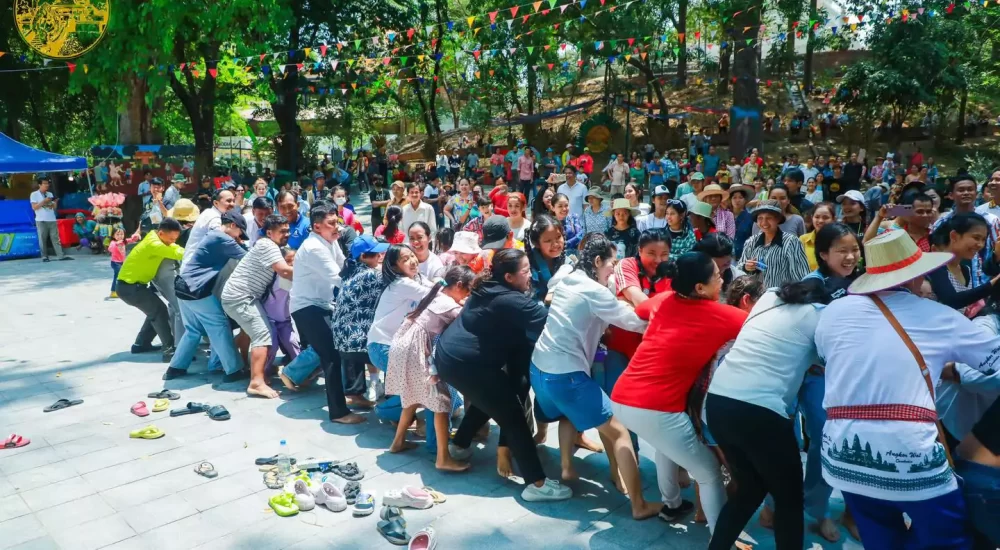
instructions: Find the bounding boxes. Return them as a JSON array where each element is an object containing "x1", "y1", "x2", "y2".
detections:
[{"x1": 736, "y1": 229, "x2": 811, "y2": 289}]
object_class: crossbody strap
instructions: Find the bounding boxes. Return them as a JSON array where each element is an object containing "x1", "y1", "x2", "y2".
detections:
[{"x1": 870, "y1": 295, "x2": 955, "y2": 468}]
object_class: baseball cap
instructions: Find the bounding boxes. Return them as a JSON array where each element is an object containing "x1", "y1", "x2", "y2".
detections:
[
  {"x1": 313, "y1": 171, "x2": 325, "y2": 180},
  {"x1": 220, "y1": 209, "x2": 249, "y2": 240},
  {"x1": 836, "y1": 189, "x2": 866, "y2": 204},
  {"x1": 350, "y1": 234, "x2": 390, "y2": 259},
  {"x1": 481, "y1": 216, "x2": 511, "y2": 250},
  {"x1": 652, "y1": 185, "x2": 671, "y2": 197}
]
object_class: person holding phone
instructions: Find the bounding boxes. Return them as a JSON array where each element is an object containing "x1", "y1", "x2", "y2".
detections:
[
  {"x1": 865, "y1": 192, "x2": 936, "y2": 252},
  {"x1": 738, "y1": 200, "x2": 810, "y2": 288}
]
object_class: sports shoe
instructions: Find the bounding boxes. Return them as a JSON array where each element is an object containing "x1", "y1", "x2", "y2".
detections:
[
  {"x1": 448, "y1": 443, "x2": 473, "y2": 461},
  {"x1": 110, "y1": 291, "x2": 119, "y2": 299},
  {"x1": 658, "y1": 500, "x2": 694, "y2": 522},
  {"x1": 373, "y1": 377, "x2": 386, "y2": 401},
  {"x1": 352, "y1": 492, "x2": 376, "y2": 517},
  {"x1": 382, "y1": 486, "x2": 434, "y2": 510},
  {"x1": 521, "y1": 479, "x2": 572, "y2": 502},
  {"x1": 162, "y1": 367, "x2": 187, "y2": 381},
  {"x1": 131, "y1": 344, "x2": 162, "y2": 354}
]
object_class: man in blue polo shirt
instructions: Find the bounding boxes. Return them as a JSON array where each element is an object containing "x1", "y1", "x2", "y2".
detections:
[{"x1": 276, "y1": 190, "x2": 311, "y2": 249}]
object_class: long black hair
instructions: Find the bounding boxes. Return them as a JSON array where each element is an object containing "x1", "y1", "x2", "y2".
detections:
[
  {"x1": 660, "y1": 252, "x2": 716, "y2": 298},
  {"x1": 776, "y1": 278, "x2": 832, "y2": 305},
  {"x1": 574, "y1": 234, "x2": 616, "y2": 281},
  {"x1": 930, "y1": 212, "x2": 988, "y2": 249},
  {"x1": 694, "y1": 233, "x2": 735, "y2": 290},
  {"x1": 473, "y1": 248, "x2": 527, "y2": 290},
  {"x1": 725, "y1": 275, "x2": 765, "y2": 307},
  {"x1": 383, "y1": 206, "x2": 403, "y2": 240},
  {"x1": 525, "y1": 214, "x2": 566, "y2": 275},
  {"x1": 406, "y1": 265, "x2": 475, "y2": 321},
  {"x1": 381, "y1": 243, "x2": 416, "y2": 286}
]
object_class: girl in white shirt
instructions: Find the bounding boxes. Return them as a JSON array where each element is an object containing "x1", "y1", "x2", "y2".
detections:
[{"x1": 529, "y1": 235, "x2": 661, "y2": 520}]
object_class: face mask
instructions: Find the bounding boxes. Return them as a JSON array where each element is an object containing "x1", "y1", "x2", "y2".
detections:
[{"x1": 334, "y1": 197, "x2": 347, "y2": 206}]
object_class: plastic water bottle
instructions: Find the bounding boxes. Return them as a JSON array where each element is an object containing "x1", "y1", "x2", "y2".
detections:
[{"x1": 276, "y1": 440, "x2": 292, "y2": 485}]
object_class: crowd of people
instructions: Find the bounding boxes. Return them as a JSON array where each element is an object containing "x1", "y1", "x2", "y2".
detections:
[{"x1": 99, "y1": 135, "x2": 1000, "y2": 549}]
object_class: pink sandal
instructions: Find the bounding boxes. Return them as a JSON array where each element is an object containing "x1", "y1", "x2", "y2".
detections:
[
  {"x1": 2, "y1": 434, "x2": 29, "y2": 449},
  {"x1": 130, "y1": 402, "x2": 150, "y2": 417}
]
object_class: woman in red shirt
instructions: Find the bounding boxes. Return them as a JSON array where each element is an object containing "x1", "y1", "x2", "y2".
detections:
[{"x1": 611, "y1": 252, "x2": 747, "y2": 532}]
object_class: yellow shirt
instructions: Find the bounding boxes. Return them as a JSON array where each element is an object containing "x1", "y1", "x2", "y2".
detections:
[
  {"x1": 800, "y1": 231, "x2": 818, "y2": 272},
  {"x1": 117, "y1": 231, "x2": 185, "y2": 285}
]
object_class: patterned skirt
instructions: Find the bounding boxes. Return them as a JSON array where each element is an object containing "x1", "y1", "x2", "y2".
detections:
[{"x1": 385, "y1": 320, "x2": 453, "y2": 413}]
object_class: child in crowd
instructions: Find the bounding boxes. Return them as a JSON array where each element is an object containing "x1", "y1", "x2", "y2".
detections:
[
  {"x1": 263, "y1": 247, "x2": 301, "y2": 374},
  {"x1": 107, "y1": 228, "x2": 140, "y2": 298},
  {"x1": 385, "y1": 265, "x2": 475, "y2": 471},
  {"x1": 374, "y1": 206, "x2": 405, "y2": 244},
  {"x1": 435, "y1": 228, "x2": 454, "y2": 255}
]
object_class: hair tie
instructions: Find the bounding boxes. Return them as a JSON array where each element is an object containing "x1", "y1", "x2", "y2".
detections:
[{"x1": 439, "y1": 279, "x2": 448, "y2": 287}]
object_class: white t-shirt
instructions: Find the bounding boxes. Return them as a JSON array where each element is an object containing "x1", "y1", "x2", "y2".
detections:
[
  {"x1": 636, "y1": 212, "x2": 667, "y2": 232},
  {"x1": 817, "y1": 291, "x2": 1000, "y2": 502},
  {"x1": 708, "y1": 291, "x2": 823, "y2": 418},
  {"x1": 367, "y1": 276, "x2": 433, "y2": 345},
  {"x1": 30, "y1": 191, "x2": 56, "y2": 222},
  {"x1": 556, "y1": 182, "x2": 588, "y2": 219},
  {"x1": 936, "y1": 315, "x2": 1000, "y2": 443},
  {"x1": 183, "y1": 207, "x2": 223, "y2": 264},
  {"x1": 419, "y1": 252, "x2": 446, "y2": 280}
]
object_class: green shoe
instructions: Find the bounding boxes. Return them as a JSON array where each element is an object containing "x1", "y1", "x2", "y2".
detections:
[{"x1": 269, "y1": 492, "x2": 299, "y2": 517}]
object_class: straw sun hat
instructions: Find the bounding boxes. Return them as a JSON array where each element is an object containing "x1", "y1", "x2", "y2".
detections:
[
  {"x1": 697, "y1": 183, "x2": 728, "y2": 202},
  {"x1": 848, "y1": 230, "x2": 952, "y2": 295}
]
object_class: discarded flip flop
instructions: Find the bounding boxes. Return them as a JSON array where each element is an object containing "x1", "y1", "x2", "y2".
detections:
[
  {"x1": 421, "y1": 487, "x2": 447, "y2": 504},
  {"x1": 377, "y1": 517, "x2": 410, "y2": 546},
  {"x1": 255, "y1": 455, "x2": 298, "y2": 466},
  {"x1": 268, "y1": 492, "x2": 299, "y2": 517},
  {"x1": 2, "y1": 434, "x2": 30, "y2": 449},
  {"x1": 129, "y1": 426, "x2": 165, "y2": 440},
  {"x1": 147, "y1": 390, "x2": 181, "y2": 400},
  {"x1": 130, "y1": 402, "x2": 150, "y2": 417},
  {"x1": 207, "y1": 405, "x2": 230, "y2": 421},
  {"x1": 43, "y1": 398, "x2": 83, "y2": 413},
  {"x1": 328, "y1": 461, "x2": 364, "y2": 481},
  {"x1": 262, "y1": 468, "x2": 300, "y2": 488},
  {"x1": 152, "y1": 399, "x2": 169, "y2": 412},
  {"x1": 169, "y1": 402, "x2": 211, "y2": 417},
  {"x1": 408, "y1": 526, "x2": 438, "y2": 550},
  {"x1": 194, "y1": 462, "x2": 218, "y2": 478}
]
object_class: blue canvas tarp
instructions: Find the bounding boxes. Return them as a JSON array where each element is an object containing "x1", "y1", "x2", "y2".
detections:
[{"x1": 0, "y1": 132, "x2": 87, "y2": 173}]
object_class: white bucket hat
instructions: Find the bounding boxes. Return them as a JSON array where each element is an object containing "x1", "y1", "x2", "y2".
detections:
[
  {"x1": 450, "y1": 231, "x2": 482, "y2": 255},
  {"x1": 848, "y1": 230, "x2": 952, "y2": 295}
]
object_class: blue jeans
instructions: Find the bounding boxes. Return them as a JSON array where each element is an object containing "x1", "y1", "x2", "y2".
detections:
[
  {"x1": 843, "y1": 488, "x2": 972, "y2": 549},
  {"x1": 170, "y1": 296, "x2": 242, "y2": 374},
  {"x1": 283, "y1": 346, "x2": 320, "y2": 385},
  {"x1": 592, "y1": 350, "x2": 639, "y2": 451},
  {"x1": 368, "y1": 342, "x2": 403, "y2": 423},
  {"x1": 957, "y1": 459, "x2": 1000, "y2": 546},
  {"x1": 799, "y1": 372, "x2": 833, "y2": 519},
  {"x1": 111, "y1": 261, "x2": 122, "y2": 292}
]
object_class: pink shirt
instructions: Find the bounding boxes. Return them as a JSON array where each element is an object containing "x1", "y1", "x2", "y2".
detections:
[
  {"x1": 108, "y1": 234, "x2": 140, "y2": 263},
  {"x1": 518, "y1": 155, "x2": 534, "y2": 181}
]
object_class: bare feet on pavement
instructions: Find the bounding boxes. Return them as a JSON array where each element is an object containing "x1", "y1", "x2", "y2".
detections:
[
  {"x1": 575, "y1": 432, "x2": 603, "y2": 453},
  {"x1": 332, "y1": 412, "x2": 366, "y2": 425},
  {"x1": 497, "y1": 447, "x2": 514, "y2": 478},
  {"x1": 247, "y1": 383, "x2": 279, "y2": 399}
]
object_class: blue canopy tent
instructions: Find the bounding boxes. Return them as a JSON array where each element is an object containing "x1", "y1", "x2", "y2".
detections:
[
  {"x1": 0, "y1": 132, "x2": 87, "y2": 173},
  {"x1": 0, "y1": 133, "x2": 88, "y2": 260}
]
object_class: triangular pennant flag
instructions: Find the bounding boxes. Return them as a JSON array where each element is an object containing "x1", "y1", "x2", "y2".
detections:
[
  {"x1": 596, "y1": 41, "x2": 603, "y2": 50},
  {"x1": 624, "y1": 54, "x2": 631, "y2": 61},
  {"x1": 533, "y1": 1, "x2": 543, "y2": 12},
  {"x1": 489, "y1": 10, "x2": 499, "y2": 23},
  {"x1": 467, "y1": 16, "x2": 475, "y2": 27},
  {"x1": 330, "y1": 60, "x2": 339, "y2": 70},
  {"x1": 580, "y1": 0, "x2": 587, "y2": 8},
  {"x1": 347, "y1": 59, "x2": 355, "y2": 67},
  {"x1": 527, "y1": 46, "x2": 535, "y2": 54},
  {"x1": 474, "y1": 27, "x2": 481, "y2": 36},
  {"x1": 192, "y1": 69, "x2": 200, "y2": 78},
  {"x1": 577, "y1": 59, "x2": 584, "y2": 66},
  {"x1": 0, "y1": 52, "x2": 5, "y2": 59},
  {"x1": 746, "y1": 38, "x2": 752, "y2": 45},
  {"x1": 296, "y1": 63, "x2": 304, "y2": 71},
  {"x1": 303, "y1": 47, "x2": 312, "y2": 57},
  {"x1": 561, "y1": 4, "x2": 568, "y2": 12},
  {"x1": 208, "y1": 68, "x2": 218, "y2": 78},
  {"x1": 473, "y1": 50, "x2": 481, "y2": 59},
  {"x1": 522, "y1": 14, "x2": 530, "y2": 23},
  {"x1": 507, "y1": 19, "x2": 514, "y2": 30},
  {"x1": 320, "y1": 44, "x2": 328, "y2": 57},
  {"x1": 544, "y1": 45, "x2": 551, "y2": 51},
  {"x1": 640, "y1": 52, "x2": 647, "y2": 60},
  {"x1": 447, "y1": 21, "x2": 454, "y2": 30},
  {"x1": 677, "y1": 33, "x2": 685, "y2": 42},
  {"x1": 354, "y1": 39, "x2": 361, "y2": 49},
  {"x1": 180, "y1": 62, "x2": 187, "y2": 70},
  {"x1": 418, "y1": 55, "x2": 425, "y2": 62},
  {"x1": 336, "y1": 42, "x2": 344, "y2": 51},
  {"x1": 67, "y1": 63, "x2": 76, "y2": 73},
  {"x1": 549, "y1": 0, "x2": 558, "y2": 7},
  {"x1": 387, "y1": 32, "x2": 396, "y2": 43},
  {"x1": 509, "y1": 47, "x2": 517, "y2": 55},
  {"x1": 489, "y1": 69, "x2": 495, "y2": 76},
  {"x1": 43, "y1": 59, "x2": 52, "y2": 66},
  {"x1": 547, "y1": 63, "x2": 554, "y2": 70},
  {"x1": 475, "y1": 70, "x2": 481, "y2": 78},
  {"x1": 407, "y1": 28, "x2": 415, "y2": 40},
  {"x1": 511, "y1": 6, "x2": 519, "y2": 16},
  {"x1": 352, "y1": 82, "x2": 357, "y2": 90},
  {"x1": 672, "y1": 47, "x2": 679, "y2": 55},
  {"x1": 340, "y1": 88, "x2": 347, "y2": 95},
  {"x1": 401, "y1": 56, "x2": 408, "y2": 65},
  {"x1": 382, "y1": 57, "x2": 390, "y2": 65}
]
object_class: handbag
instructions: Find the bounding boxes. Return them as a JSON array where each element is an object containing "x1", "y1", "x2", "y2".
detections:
[{"x1": 870, "y1": 295, "x2": 955, "y2": 468}]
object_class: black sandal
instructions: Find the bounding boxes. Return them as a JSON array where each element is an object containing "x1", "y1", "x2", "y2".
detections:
[
  {"x1": 43, "y1": 398, "x2": 83, "y2": 413},
  {"x1": 147, "y1": 390, "x2": 181, "y2": 400},
  {"x1": 377, "y1": 517, "x2": 410, "y2": 546},
  {"x1": 169, "y1": 402, "x2": 211, "y2": 417},
  {"x1": 207, "y1": 405, "x2": 230, "y2": 421}
]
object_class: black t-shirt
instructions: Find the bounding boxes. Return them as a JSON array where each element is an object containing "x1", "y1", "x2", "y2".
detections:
[
  {"x1": 843, "y1": 162, "x2": 863, "y2": 188},
  {"x1": 825, "y1": 178, "x2": 845, "y2": 201},
  {"x1": 606, "y1": 226, "x2": 640, "y2": 259},
  {"x1": 369, "y1": 187, "x2": 390, "y2": 227},
  {"x1": 972, "y1": 393, "x2": 1000, "y2": 455}
]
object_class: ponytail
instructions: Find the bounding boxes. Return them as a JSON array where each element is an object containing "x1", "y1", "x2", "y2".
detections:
[
  {"x1": 776, "y1": 278, "x2": 831, "y2": 305},
  {"x1": 407, "y1": 266, "x2": 475, "y2": 321}
]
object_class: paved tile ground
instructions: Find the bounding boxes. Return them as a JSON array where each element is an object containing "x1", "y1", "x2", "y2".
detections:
[{"x1": 0, "y1": 190, "x2": 863, "y2": 549}]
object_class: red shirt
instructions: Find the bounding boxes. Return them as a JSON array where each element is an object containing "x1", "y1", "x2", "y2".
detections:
[
  {"x1": 611, "y1": 292, "x2": 746, "y2": 413},
  {"x1": 489, "y1": 186, "x2": 510, "y2": 217},
  {"x1": 374, "y1": 225, "x2": 405, "y2": 244},
  {"x1": 606, "y1": 257, "x2": 672, "y2": 359},
  {"x1": 577, "y1": 154, "x2": 594, "y2": 174}
]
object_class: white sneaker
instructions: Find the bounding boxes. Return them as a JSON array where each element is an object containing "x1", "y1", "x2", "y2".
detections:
[
  {"x1": 448, "y1": 443, "x2": 473, "y2": 461},
  {"x1": 521, "y1": 479, "x2": 572, "y2": 502},
  {"x1": 382, "y1": 486, "x2": 434, "y2": 509},
  {"x1": 374, "y1": 377, "x2": 386, "y2": 401}
]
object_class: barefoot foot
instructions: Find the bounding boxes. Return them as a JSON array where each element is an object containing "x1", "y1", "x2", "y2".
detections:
[
  {"x1": 247, "y1": 383, "x2": 279, "y2": 399},
  {"x1": 631, "y1": 500, "x2": 662, "y2": 520},
  {"x1": 331, "y1": 412, "x2": 366, "y2": 424},
  {"x1": 561, "y1": 467, "x2": 579, "y2": 482},
  {"x1": 345, "y1": 396, "x2": 375, "y2": 409},
  {"x1": 575, "y1": 432, "x2": 603, "y2": 453},
  {"x1": 497, "y1": 448, "x2": 513, "y2": 478},
  {"x1": 815, "y1": 517, "x2": 841, "y2": 543},
  {"x1": 611, "y1": 472, "x2": 628, "y2": 495},
  {"x1": 533, "y1": 423, "x2": 549, "y2": 445},
  {"x1": 841, "y1": 511, "x2": 860, "y2": 540},
  {"x1": 436, "y1": 458, "x2": 471, "y2": 472},
  {"x1": 389, "y1": 440, "x2": 418, "y2": 453},
  {"x1": 759, "y1": 504, "x2": 774, "y2": 529}
]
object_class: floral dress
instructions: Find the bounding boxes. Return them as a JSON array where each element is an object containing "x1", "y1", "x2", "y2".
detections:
[{"x1": 385, "y1": 294, "x2": 462, "y2": 412}]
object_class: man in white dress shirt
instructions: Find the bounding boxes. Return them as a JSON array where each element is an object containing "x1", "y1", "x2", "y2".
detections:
[
  {"x1": 183, "y1": 189, "x2": 236, "y2": 264},
  {"x1": 400, "y1": 181, "x2": 437, "y2": 240}
]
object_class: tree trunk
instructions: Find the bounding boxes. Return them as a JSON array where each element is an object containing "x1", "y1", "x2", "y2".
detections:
[
  {"x1": 956, "y1": 88, "x2": 968, "y2": 144},
  {"x1": 628, "y1": 58, "x2": 668, "y2": 116},
  {"x1": 169, "y1": 41, "x2": 220, "y2": 182},
  {"x1": 524, "y1": 61, "x2": 539, "y2": 143},
  {"x1": 785, "y1": 19, "x2": 796, "y2": 78},
  {"x1": 25, "y1": 76, "x2": 51, "y2": 151},
  {"x1": 440, "y1": 75, "x2": 460, "y2": 129},
  {"x1": 676, "y1": 0, "x2": 688, "y2": 88},
  {"x1": 803, "y1": 0, "x2": 818, "y2": 91},
  {"x1": 120, "y1": 76, "x2": 158, "y2": 144},
  {"x1": 717, "y1": 25, "x2": 731, "y2": 95},
  {"x1": 270, "y1": 23, "x2": 302, "y2": 175},
  {"x1": 730, "y1": 8, "x2": 763, "y2": 158}
]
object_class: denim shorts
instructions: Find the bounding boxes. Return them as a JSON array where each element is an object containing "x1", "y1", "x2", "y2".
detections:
[
  {"x1": 530, "y1": 363, "x2": 612, "y2": 431},
  {"x1": 367, "y1": 342, "x2": 391, "y2": 372}
]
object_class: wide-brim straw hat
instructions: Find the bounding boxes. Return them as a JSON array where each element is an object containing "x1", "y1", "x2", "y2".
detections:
[
  {"x1": 727, "y1": 184, "x2": 753, "y2": 199},
  {"x1": 167, "y1": 199, "x2": 200, "y2": 222},
  {"x1": 697, "y1": 183, "x2": 729, "y2": 201},
  {"x1": 605, "y1": 198, "x2": 639, "y2": 217},
  {"x1": 848, "y1": 230, "x2": 953, "y2": 295}
]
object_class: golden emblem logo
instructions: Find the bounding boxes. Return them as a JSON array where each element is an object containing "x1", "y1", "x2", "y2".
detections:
[{"x1": 14, "y1": 0, "x2": 110, "y2": 60}]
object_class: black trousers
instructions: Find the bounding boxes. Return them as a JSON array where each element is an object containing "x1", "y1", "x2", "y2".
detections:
[
  {"x1": 339, "y1": 351, "x2": 370, "y2": 397},
  {"x1": 117, "y1": 281, "x2": 174, "y2": 348},
  {"x1": 706, "y1": 393, "x2": 804, "y2": 550},
  {"x1": 292, "y1": 306, "x2": 349, "y2": 420},
  {"x1": 440, "y1": 359, "x2": 545, "y2": 485}
]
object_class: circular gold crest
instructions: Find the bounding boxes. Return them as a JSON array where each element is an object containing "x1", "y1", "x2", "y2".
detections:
[
  {"x1": 14, "y1": 0, "x2": 110, "y2": 60},
  {"x1": 585, "y1": 125, "x2": 612, "y2": 153}
]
